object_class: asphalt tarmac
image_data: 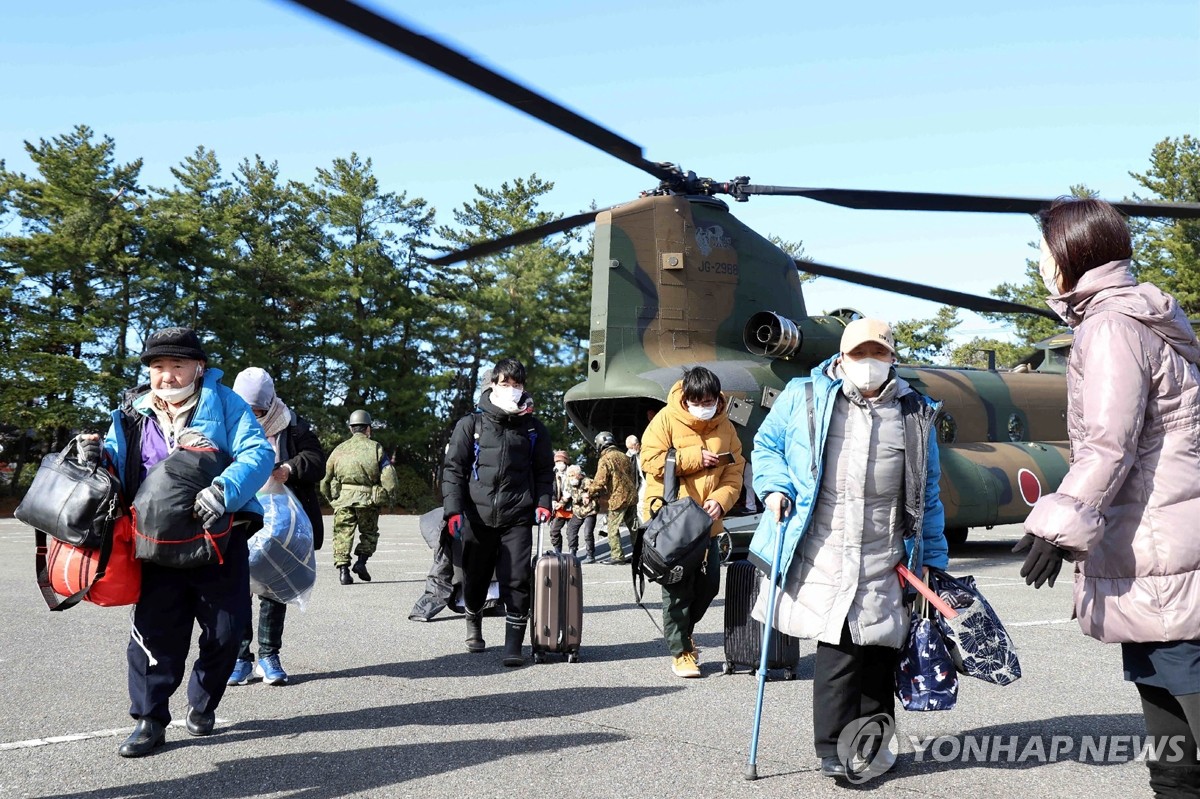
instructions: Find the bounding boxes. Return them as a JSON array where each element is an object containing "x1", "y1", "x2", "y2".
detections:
[{"x1": 0, "y1": 515, "x2": 1156, "y2": 798}]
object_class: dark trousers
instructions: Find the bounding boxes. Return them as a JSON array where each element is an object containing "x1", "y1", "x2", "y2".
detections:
[
  {"x1": 127, "y1": 531, "x2": 250, "y2": 725},
  {"x1": 563, "y1": 515, "x2": 597, "y2": 556},
  {"x1": 1139, "y1": 683, "x2": 1200, "y2": 766},
  {"x1": 548, "y1": 515, "x2": 569, "y2": 550},
  {"x1": 812, "y1": 620, "x2": 898, "y2": 758},
  {"x1": 462, "y1": 518, "x2": 533, "y2": 618},
  {"x1": 238, "y1": 595, "x2": 287, "y2": 660},
  {"x1": 661, "y1": 537, "x2": 721, "y2": 657}
]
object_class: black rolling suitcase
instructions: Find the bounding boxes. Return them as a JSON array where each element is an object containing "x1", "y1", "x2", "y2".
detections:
[
  {"x1": 530, "y1": 524, "x2": 583, "y2": 663},
  {"x1": 723, "y1": 559, "x2": 799, "y2": 679}
]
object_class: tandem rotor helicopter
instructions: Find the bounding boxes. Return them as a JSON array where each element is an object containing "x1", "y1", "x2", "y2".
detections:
[{"x1": 289, "y1": 0, "x2": 1200, "y2": 548}]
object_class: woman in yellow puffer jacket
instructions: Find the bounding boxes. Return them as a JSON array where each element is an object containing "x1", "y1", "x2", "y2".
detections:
[{"x1": 640, "y1": 366, "x2": 745, "y2": 678}]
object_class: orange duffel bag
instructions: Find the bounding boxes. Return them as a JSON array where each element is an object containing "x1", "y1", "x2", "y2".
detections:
[{"x1": 35, "y1": 514, "x2": 141, "y2": 610}]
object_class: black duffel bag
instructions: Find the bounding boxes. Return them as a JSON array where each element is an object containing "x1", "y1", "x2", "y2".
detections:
[
  {"x1": 631, "y1": 449, "x2": 713, "y2": 603},
  {"x1": 15, "y1": 439, "x2": 121, "y2": 549},
  {"x1": 132, "y1": 440, "x2": 235, "y2": 568}
]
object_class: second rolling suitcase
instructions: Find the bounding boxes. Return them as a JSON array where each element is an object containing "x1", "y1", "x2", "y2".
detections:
[
  {"x1": 530, "y1": 525, "x2": 583, "y2": 663},
  {"x1": 723, "y1": 558, "x2": 799, "y2": 678}
]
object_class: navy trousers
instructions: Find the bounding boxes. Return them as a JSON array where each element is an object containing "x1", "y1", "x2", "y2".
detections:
[{"x1": 127, "y1": 530, "x2": 251, "y2": 724}]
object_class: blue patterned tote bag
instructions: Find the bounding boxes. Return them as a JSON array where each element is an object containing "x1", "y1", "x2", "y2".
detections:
[
  {"x1": 895, "y1": 565, "x2": 959, "y2": 711},
  {"x1": 928, "y1": 568, "x2": 1022, "y2": 686}
]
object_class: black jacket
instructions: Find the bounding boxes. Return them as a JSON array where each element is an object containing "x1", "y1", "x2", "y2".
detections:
[
  {"x1": 280, "y1": 414, "x2": 327, "y2": 550},
  {"x1": 441, "y1": 388, "x2": 554, "y2": 528}
]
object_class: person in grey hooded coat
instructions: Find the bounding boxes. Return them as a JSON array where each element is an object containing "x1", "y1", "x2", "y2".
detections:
[{"x1": 1017, "y1": 197, "x2": 1200, "y2": 798}]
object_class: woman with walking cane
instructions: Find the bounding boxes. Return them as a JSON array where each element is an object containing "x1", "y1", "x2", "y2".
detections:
[{"x1": 744, "y1": 317, "x2": 948, "y2": 781}]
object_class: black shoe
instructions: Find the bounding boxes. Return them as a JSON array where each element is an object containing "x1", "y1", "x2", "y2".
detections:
[
  {"x1": 820, "y1": 755, "x2": 848, "y2": 779},
  {"x1": 117, "y1": 718, "x2": 165, "y2": 758},
  {"x1": 351, "y1": 556, "x2": 372, "y2": 582},
  {"x1": 465, "y1": 611, "x2": 486, "y2": 653},
  {"x1": 338, "y1": 565, "x2": 353, "y2": 585},
  {"x1": 185, "y1": 706, "x2": 215, "y2": 736},
  {"x1": 503, "y1": 617, "x2": 527, "y2": 667}
]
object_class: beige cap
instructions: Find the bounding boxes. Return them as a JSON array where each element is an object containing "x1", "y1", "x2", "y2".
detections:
[{"x1": 840, "y1": 318, "x2": 896, "y2": 355}]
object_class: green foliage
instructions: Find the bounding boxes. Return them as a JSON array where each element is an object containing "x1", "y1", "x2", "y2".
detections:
[
  {"x1": 767, "y1": 234, "x2": 816, "y2": 284},
  {"x1": 1129, "y1": 135, "x2": 1200, "y2": 313},
  {"x1": 893, "y1": 306, "x2": 960, "y2": 364},
  {"x1": 948, "y1": 337, "x2": 1032, "y2": 370}
]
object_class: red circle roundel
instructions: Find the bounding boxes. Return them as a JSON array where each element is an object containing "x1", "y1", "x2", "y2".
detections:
[{"x1": 1018, "y1": 468, "x2": 1042, "y2": 506}]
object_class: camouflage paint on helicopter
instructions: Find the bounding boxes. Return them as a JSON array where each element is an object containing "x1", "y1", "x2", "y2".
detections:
[{"x1": 564, "y1": 193, "x2": 1070, "y2": 539}]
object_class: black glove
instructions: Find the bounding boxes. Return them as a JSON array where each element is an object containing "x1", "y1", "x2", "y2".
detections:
[
  {"x1": 1012, "y1": 533, "x2": 1068, "y2": 589},
  {"x1": 194, "y1": 483, "x2": 226, "y2": 528},
  {"x1": 75, "y1": 434, "x2": 101, "y2": 466}
]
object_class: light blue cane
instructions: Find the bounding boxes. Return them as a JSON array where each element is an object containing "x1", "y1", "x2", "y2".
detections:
[{"x1": 744, "y1": 508, "x2": 789, "y2": 781}]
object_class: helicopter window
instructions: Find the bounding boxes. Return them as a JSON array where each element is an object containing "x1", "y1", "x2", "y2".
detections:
[
  {"x1": 1008, "y1": 413, "x2": 1026, "y2": 442},
  {"x1": 937, "y1": 412, "x2": 957, "y2": 444}
]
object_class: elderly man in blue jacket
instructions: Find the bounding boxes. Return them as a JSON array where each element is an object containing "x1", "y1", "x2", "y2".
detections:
[
  {"x1": 79, "y1": 327, "x2": 273, "y2": 758},
  {"x1": 747, "y1": 318, "x2": 948, "y2": 781}
]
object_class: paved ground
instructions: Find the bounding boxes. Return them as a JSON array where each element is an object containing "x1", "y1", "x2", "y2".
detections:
[{"x1": 0, "y1": 515, "x2": 1157, "y2": 798}]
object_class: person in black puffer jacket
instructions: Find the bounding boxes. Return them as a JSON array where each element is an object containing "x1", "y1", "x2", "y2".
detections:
[{"x1": 441, "y1": 358, "x2": 554, "y2": 667}]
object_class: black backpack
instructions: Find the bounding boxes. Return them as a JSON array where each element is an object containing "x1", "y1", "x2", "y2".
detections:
[{"x1": 631, "y1": 449, "x2": 713, "y2": 603}]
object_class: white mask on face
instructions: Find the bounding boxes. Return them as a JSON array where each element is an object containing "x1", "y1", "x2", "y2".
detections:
[
  {"x1": 1039, "y1": 237, "x2": 1061, "y2": 296},
  {"x1": 554, "y1": 462, "x2": 567, "y2": 472},
  {"x1": 152, "y1": 365, "x2": 202, "y2": 404},
  {"x1": 841, "y1": 357, "x2": 892, "y2": 394},
  {"x1": 491, "y1": 385, "x2": 523, "y2": 413},
  {"x1": 687, "y1": 402, "x2": 718, "y2": 421}
]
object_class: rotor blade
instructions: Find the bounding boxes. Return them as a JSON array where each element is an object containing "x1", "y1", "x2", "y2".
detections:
[
  {"x1": 286, "y1": 0, "x2": 676, "y2": 184},
  {"x1": 799, "y1": 259, "x2": 1060, "y2": 320},
  {"x1": 427, "y1": 209, "x2": 607, "y2": 266},
  {"x1": 742, "y1": 185, "x2": 1200, "y2": 219}
]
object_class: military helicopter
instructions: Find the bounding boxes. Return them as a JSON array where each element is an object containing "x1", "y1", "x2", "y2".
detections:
[{"x1": 288, "y1": 0, "x2": 1200, "y2": 550}]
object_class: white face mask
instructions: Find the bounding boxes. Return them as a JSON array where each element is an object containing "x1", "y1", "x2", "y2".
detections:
[
  {"x1": 687, "y1": 402, "x2": 718, "y2": 421},
  {"x1": 554, "y1": 462, "x2": 567, "y2": 472},
  {"x1": 491, "y1": 385, "x2": 523, "y2": 413},
  {"x1": 152, "y1": 365, "x2": 202, "y2": 404},
  {"x1": 570, "y1": 479, "x2": 581, "y2": 487},
  {"x1": 841, "y1": 357, "x2": 892, "y2": 393},
  {"x1": 1039, "y1": 237, "x2": 1061, "y2": 296}
]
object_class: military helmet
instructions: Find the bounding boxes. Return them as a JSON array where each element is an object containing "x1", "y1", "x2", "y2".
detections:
[
  {"x1": 348, "y1": 409, "x2": 372, "y2": 428},
  {"x1": 594, "y1": 431, "x2": 616, "y2": 451}
]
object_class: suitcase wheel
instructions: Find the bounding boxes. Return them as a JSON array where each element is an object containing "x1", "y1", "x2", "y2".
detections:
[
  {"x1": 533, "y1": 651, "x2": 546, "y2": 664},
  {"x1": 567, "y1": 652, "x2": 580, "y2": 663},
  {"x1": 722, "y1": 662, "x2": 733, "y2": 675},
  {"x1": 784, "y1": 669, "x2": 797, "y2": 681}
]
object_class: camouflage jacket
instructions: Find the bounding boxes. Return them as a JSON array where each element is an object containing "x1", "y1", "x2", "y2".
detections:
[
  {"x1": 320, "y1": 432, "x2": 398, "y2": 508},
  {"x1": 563, "y1": 476, "x2": 597, "y2": 518},
  {"x1": 591, "y1": 447, "x2": 636, "y2": 511}
]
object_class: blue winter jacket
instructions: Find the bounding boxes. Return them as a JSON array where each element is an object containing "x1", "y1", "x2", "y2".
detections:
[
  {"x1": 102, "y1": 367, "x2": 274, "y2": 516},
  {"x1": 748, "y1": 355, "x2": 948, "y2": 582}
]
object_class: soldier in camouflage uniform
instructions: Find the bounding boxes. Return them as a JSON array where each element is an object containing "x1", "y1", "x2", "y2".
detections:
[
  {"x1": 320, "y1": 410, "x2": 398, "y2": 585},
  {"x1": 589, "y1": 431, "x2": 639, "y2": 564}
]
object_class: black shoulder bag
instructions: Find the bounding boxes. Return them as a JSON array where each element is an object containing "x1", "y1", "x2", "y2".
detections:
[
  {"x1": 631, "y1": 448, "x2": 713, "y2": 604},
  {"x1": 16, "y1": 439, "x2": 122, "y2": 549}
]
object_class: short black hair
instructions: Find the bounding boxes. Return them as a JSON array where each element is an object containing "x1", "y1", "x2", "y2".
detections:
[
  {"x1": 1038, "y1": 198, "x2": 1132, "y2": 292},
  {"x1": 680, "y1": 366, "x2": 721, "y2": 404},
  {"x1": 491, "y1": 358, "x2": 527, "y2": 385}
]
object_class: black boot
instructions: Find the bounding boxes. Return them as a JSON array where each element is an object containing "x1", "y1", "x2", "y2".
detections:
[
  {"x1": 465, "y1": 611, "x2": 485, "y2": 653},
  {"x1": 351, "y1": 555, "x2": 372, "y2": 582},
  {"x1": 117, "y1": 718, "x2": 166, "y2": 758},
  {"x1": 503, "y1": 615, "x2": 528, "y2": 667},
  {"x1": 338, "y1": 565, "x2": 353, "y2": 585},
  {"x1": 1148, "y1": 762, "x2": 1200, "y2": 798}
]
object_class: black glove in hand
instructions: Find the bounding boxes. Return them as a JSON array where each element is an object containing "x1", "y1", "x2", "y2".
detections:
[
  {"x1": 1013, "y1": 533, "x2": 1068, "y2": 589},
  {"x1": 194, "y1": 484, "x2": 226, "y2": 528},
  {"x1": 75, "y1": 434, "x2": 101, "y2": 466}
]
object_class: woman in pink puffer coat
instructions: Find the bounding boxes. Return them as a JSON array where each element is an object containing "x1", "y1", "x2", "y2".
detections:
[{"x1": 1017, "y1": 198, "x2": 1200, "y2": 797}]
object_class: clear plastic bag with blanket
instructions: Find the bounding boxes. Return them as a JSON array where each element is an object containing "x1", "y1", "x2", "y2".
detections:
[{"x1": 249, "y1": 482, "x2": 317, "y2": 609}]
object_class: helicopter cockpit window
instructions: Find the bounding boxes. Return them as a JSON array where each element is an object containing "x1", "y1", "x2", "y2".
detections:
[
  {"x1": 1008, "y1": 413, "x2": 1026, "y2": 442},
  {"x1": 937, "y1": 411, "x2": 957, "y2": 444}
]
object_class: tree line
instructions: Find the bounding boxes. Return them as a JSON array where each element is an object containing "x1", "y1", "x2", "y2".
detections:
[{"x1": 3, "y1": 127, "x2": 1195, "y2": 505}]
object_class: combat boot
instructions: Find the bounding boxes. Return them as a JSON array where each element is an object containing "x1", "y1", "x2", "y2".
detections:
[
  {"x1": 503, "y1": 614, "x2": 528, "y2": 667},
  {"x1": 465, "y1": 611, "x2": 485, "y2": 653},
  {"x1": 351, "y1": 555, "x2": 372, "y2": 582},
  {"x1": 338, "y1": 565, "x2": 353, "y2": 585}
]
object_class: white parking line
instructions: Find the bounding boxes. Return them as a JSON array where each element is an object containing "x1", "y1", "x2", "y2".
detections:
[
  {"x1": 0, "y1": 718, "x2": 227, "y2": 750},
  {"x1": 1007, "y1": 618, "x2": 1075, "y2": 627}
]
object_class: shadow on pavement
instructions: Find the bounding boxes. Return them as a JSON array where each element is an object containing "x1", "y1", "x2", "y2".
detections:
[{"x1": 37, "y1": 732, "x2": 628, "y2": 799}]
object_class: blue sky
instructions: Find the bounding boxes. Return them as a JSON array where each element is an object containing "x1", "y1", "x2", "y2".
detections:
[{"x1": 3, "y1": 0, "x2": 1198, "y2": 341}]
